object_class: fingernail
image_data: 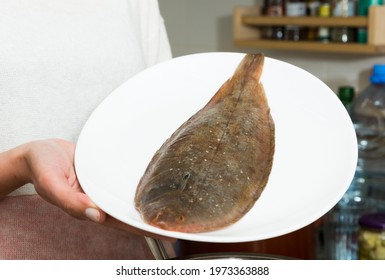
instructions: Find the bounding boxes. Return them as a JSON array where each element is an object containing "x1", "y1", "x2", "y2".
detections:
[{"x1": 85, "y1": 208, "x2": 100, "y2": 223}]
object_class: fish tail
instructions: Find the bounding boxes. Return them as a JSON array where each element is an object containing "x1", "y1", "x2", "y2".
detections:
[
  {"x1": 207, "y1": 53, "x2": 264, "y2": 105},
  {"x1": 232, "y1": 53, "x2": 264, "y2": 83}
]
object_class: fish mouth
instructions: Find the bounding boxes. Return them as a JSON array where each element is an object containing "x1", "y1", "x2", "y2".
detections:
[
  {"x1": 143, "y1": 206, "x2": 187, "y2": 231},
  {"x1": 142, "y1": 205, "x2": 220, "y2": 233}
]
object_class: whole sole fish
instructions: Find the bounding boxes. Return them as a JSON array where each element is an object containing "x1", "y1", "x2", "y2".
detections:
[{"x1": 135, "y1": 53, "x2": 275, "y2": 233}]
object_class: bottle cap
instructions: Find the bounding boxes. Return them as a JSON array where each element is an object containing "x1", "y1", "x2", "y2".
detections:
[
  {"x1": 338, "y1": 86, "x2": 355, "y2": 103},
  {"x1": 370, "y1": 64, "x2": 385, "y2": 84},
  {"x1": 359, "y1": 213, "x2": 385, "y2": 230}
]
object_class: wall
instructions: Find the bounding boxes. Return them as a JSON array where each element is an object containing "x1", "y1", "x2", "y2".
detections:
[{"x1": 159, "y1": 0, "x2": 385, "y2": 94}]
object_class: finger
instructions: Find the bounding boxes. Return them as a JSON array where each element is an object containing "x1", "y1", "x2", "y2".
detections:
[
  {"x1": 60, "y1": 190, "x2": 107, "y2": 223},
  {"x1": 62, "y1": 166, "x2": 107, "y2": 222}
]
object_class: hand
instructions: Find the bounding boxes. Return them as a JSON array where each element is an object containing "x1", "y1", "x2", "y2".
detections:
[
  {"x1": 19, "y1": 139, "x2": 174, "y2": 240},
  {"x1": 20, "y1": 139, "x2": 105, "y2": 222}
]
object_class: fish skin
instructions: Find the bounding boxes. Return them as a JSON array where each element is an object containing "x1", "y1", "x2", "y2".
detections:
[{"x1": 135, "y1": 53, "x2": 275, "y2": 233}]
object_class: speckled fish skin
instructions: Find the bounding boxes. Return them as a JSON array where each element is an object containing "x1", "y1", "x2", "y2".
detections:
[{"x1": 135, "y1": 53, "x2": 275, "y2": 233}]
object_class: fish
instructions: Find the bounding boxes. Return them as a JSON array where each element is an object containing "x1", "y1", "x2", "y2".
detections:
[{"x1": 134, "y1": 53, "x2": 275, "y2": 233}]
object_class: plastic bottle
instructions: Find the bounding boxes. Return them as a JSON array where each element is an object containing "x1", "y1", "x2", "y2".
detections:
[
  {"x1": 350, "y1": 64, "x2": 385, "y2": 218},
  {"x1": 321, "y1": 65, "x2": 385, "y2": 260},
  {"x1": 320, "y1": 85, "x2": 366, "y2": 260},
  {"x1": 351, "y1": 65, "x2": 385, "y2": 178}
]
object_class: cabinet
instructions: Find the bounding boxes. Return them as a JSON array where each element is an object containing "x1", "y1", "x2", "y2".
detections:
[{"x1": 233, "y1": 5, "x2": 385, "y2": 54}]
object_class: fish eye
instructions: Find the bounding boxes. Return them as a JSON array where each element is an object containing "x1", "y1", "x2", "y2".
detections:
[
  {"x1": 183, "y1": 173, "x2": 190, "y2": 180},
  {"x1": 180, "y1": 172, "x2": 191, "y2": 191}
]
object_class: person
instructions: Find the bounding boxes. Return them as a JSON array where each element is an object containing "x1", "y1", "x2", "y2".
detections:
[{"x1": 0, "y1": 0, "x2": 174, "y2": 259}]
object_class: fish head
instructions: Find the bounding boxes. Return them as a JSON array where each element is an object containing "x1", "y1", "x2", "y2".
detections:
[{"x1": 139, "y1": 196, "x2": 193, "y2": 232}]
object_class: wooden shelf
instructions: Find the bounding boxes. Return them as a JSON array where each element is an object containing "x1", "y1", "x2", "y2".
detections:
[
  {"x1": 233, "y1": 6, "x2": 385, "y2": 54},
  {"x1": 242, "y1": 15, "x2": 368, "y2": 28},
  {"x1": 235, "y1": 39, "x2": 385, "y2": 54}
]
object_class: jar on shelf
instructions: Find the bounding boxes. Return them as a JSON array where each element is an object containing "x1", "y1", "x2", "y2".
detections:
[
  {"x1": 285, "y1": 0, "x2": 307, "y2": 40},
  {"x1": 306, "y1": 0, "x2": 321, "y2": 15},
  {"x1": 330, "y1": 0, "x2": 357, "y2": 43},
  {"x1": 358, "y1": 213, "x2": 385, "y2": 260},
  {"x1": 318, "y1": 0, "x2": 331, "y2": 42},
  {"x1": 263, "y1": 0, "x2": 285, "y2": 40},
  {"x1": 332, "y1": 0, "x2": 356, "y2": 16},
  {"x1": 306, "y1": 0, "x2": 321, "y2": 40}
]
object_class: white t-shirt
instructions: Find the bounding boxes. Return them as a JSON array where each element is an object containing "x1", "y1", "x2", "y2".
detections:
[{"x1": 0, "y1": 0, "x2": 172, "y2": 196}]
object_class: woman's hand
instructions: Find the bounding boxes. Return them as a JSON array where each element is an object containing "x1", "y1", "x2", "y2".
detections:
[
  {"x1": 21, "y1": 139, "x2": 106, "y2": 222},
  {"x1": 0, "y1": 139, "x2": 173, "y2": 240}
]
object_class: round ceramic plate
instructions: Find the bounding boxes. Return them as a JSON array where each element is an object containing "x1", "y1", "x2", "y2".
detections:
[{"x1": 75, "y1": 52, "x2": 357, "y2": 243}]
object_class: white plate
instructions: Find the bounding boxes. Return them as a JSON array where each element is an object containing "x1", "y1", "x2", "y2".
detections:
[{"x1": 75, "y1": 52, "x2": 357, "y2": 243}]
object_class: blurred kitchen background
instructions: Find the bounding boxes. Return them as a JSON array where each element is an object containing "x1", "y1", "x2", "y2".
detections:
[
  {"x1": 159, "y1": 0, "x2": 383, "y2": 93},
  {"x1": 158, "y1": 0, "x2": 385, "y2": 260}
]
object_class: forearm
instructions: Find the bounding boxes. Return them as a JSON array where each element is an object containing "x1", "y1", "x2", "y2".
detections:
[{"x1": 0, "y1": 145, "x2": 29, "y2": 199}]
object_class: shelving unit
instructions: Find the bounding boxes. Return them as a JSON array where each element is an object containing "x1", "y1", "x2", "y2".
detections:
[{"x1": 233, "y1": 5, "x2": 385, "y2": 54}]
